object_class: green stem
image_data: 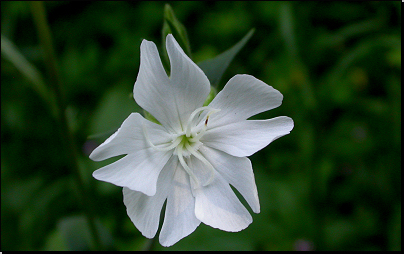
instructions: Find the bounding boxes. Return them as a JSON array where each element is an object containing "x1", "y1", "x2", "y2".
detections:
[
  {"x1": 30, "y1": 1, "x2": 104, "y2": 250},
  {"x1": 142, "y1": 237, "x2": 157, "y2": 251}
]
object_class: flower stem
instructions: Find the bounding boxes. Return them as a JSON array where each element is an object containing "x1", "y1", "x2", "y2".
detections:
[
  {"x1": 30, "y1": 1, "x2": 104, "y2": 250},
  {"x1": 142, "y1": 237, "x2": 157, "y2": 251}
]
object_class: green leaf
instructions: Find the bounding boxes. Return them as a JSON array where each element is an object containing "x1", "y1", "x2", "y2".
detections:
[
  {"x1": 1, "y1": 34, "x2": 57, "y2": 117},
  {"x1": 88, "y1": 84, "x2": 141, "y2": 141},
  {"x1": 197, "y1": 28, "x2": 255, "y2": 88},
  {"x1": 57, "y1": 215, "x2": 113, "y2": 251}
]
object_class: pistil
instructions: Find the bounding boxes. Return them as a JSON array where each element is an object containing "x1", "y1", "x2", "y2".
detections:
[{"x1": 142, "y1": 106, "x2": 220, "y2": 188}]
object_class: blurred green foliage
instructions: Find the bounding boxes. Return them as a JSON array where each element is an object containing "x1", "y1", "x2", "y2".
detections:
[{"x1": 1, "y1": 1, "x2": 401, "y2": 251}]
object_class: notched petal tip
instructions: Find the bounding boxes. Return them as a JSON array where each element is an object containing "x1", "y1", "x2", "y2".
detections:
[
  {"x1": 140, "y1": 37, "x2": 153, "y2": 47},
  {"x1": 166, "y1": 33, "x2": 174, "y2": 41},
  {"x1": 89, "y1": 147, "x2": 107, "y2": 162},
  {"x1": 207, "y1": 74, "x2": 286, "y2": 128},
  {"x1": 88, "y1": 150, "x2": 99, "y2": 161},
  {"x1": 88, "y1": 131, "x2": 119, "y2": 162}
]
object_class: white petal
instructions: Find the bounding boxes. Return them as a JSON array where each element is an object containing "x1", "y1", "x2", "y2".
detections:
[
  {"x1": 93, "y1": 149, "x2": 172, "y2": 196},
  {"x1": 192, "y1": 172, "x2": 253, "y2": 232},
  {"x1": 199, "y1": 146, "x2": 260, "y2": 213},
  {"x1": 166, "y1": 34, "x2": 211, "y2": 129},
  {"x1": 208, "y1": 74, "x2": 284, "y2": 128},
  {"x1": 90, "y1": 113, "x2": 173, "y2": 196},
  {"x1": 202, "y1": 116, "x2": 294, "y2": 157},
  {"x1": 123, "y1": 156, "x2": 176, "y2": 239},
  {"x1": 133, "y1": 35, "x2": 210, "y2": 133},
  {"x1": 89, "y1": 113, "x2": 171, "y2": 162},
  {"x1": 133, "y1": 39, "x2": 180, "y2": 132},
  {"x1": 159, "y1": 164, "x2": 201, "y2": 247}
]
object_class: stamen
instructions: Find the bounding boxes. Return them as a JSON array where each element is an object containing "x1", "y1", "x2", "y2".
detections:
[
  {"x1": 176, "y1": 144, "x2": 200, "y2": 188},
  {"x1": 142, "y1": 106, "x2": 221, "y2": 188},
  {"x1": 184, "y1": 142, "x2": 215, "y2": 186},
  {"x1": 185, "y1": 106, "x2": 209, "y2": 137},
  {"x1": 142, "y1": 122, "x2": 181, "y2": 151},
  {"x1": 189, "y1": 126, "x2": 207, "y2": 143},
  {"x1": 185, "y1": 107, "x2": 220, "y2": 137},
  {"x1": 189, "y1": 109, "x2": 221, "y2": 142}
]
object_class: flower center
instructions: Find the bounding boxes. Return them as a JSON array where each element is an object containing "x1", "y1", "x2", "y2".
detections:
[{"x1": 142, "y1": 106, "x2": 220, "y2": 188}]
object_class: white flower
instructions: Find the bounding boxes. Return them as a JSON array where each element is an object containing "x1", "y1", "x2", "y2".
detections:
[{"x1": 90, "y1": 34, "x2": 294, "y2": 247}]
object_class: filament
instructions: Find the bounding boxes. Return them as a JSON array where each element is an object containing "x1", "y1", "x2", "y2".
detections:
[
  {"x1": 184, "y1": 142, "x2": 215, "y2": 186},
  {"x1": 142, "y1": 122, "x2": 181, "y2": 151},
  {"x1": 142, "y1": 106, "x2": 221, "y2": 188},
  {"x1": 185, "y1": 107, "x2": 220, "y2": 137},
  {"x1": 176, "y1": 144, "x2": 200, "y2": 188}
]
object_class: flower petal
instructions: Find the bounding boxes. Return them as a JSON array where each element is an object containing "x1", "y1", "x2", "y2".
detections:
[
  {"x1": 122, "y1": 156, "x2": 176, "y2": 239},
  {"x1": 89, "y1": 113, "x2": 171, "y2": 162},
  {"x1": 208, "y1": 74, "x2": 284, "y2": 128},
  {"x1": 159, "y1": 163, "x2": 201, "y2": 247},
  {"x1": 90, "y1": 113, "x2": 173, "y2": 196},
  {"x1": 93, "y1": 149, "x2": 171, "y2": 196},
  {"x1": 133, "y1": 38, "x2": 180, "y2": 132},
  {"x1": 202, "y1": 116, "x2": 294, "y2": 157},
  {"x1": 133, "y1": 35, "x2": 210, "y2": 133},
  {"x1": 192, "y1": 171, "x2": 253, "y2": 232},
  {"x1": 199, "y1": 146, "x2": 260, "y2": 213},
  {"x1": 166, "y1": 34, "x2": 211, "y2": 129}
]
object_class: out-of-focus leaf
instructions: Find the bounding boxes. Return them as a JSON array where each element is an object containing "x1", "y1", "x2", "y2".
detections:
[
  {"x1": 57, "y1": 215, "x2": 113, "y2": 251},
  {"x1": 1, "y1": 34, "x2": 56, "y2": 116},
  {"x1": 326, "y1": 35, "x2": 400, "y2": 89},
  {"x1": 88, "y1": 84, "x2": 141, "y2": 141},
  {"x1": 197, "y1": 28, "x2": 255, "y2": 88},
  {"x1": 279, "y1": 2, "x2": 296, "y2": 57},
  {"x1": 143, "y1": 109, "x2": 160, "y2": 125},
  {"x1": 318, "y1": 158, "x2": 334, "y2": 198},
  {"x1": 324, "y1": 219, "x2": 357, "y2": 250},
  {"x1": 87, "y1": 129, "x2": 117, "y2": 140},
  {"x1": 43, "y1": 228, "x2": 68, "y2": 251},
  {"x1": 202, "y1": 86, "x2": 217, "y2": 106},
  {"x1": 18, "y1": 177, "x2": 69, "y2": 248},
  {"x1": 2, "y1": 177, "x2": 44, "y2": 213},
  {"x1": 315, "y1": 18, "x2": 384, "y2": 48},
  {"x1": 386, "y1": 44, "x2": 401, "y2": 68}
]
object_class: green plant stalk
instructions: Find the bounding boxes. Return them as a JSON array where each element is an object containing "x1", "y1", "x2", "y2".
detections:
[
  {"x1": 30, "y1": 1, "x2": 103, "y2": 250},
  {"x1": 141, "y1": 237, "x2": 157, "y2": 251}
]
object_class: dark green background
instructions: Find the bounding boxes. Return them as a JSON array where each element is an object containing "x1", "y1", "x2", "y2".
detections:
[{"x1": 1, "y1": 1, "x2": 401, "y2": 251}]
